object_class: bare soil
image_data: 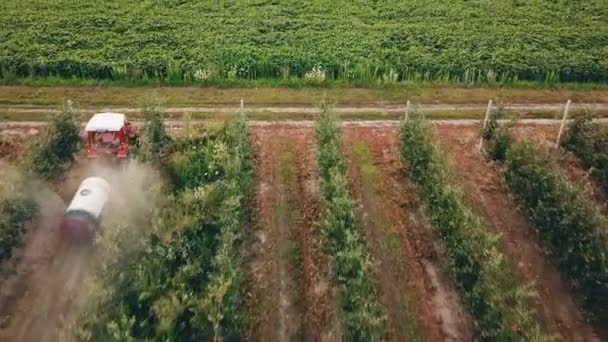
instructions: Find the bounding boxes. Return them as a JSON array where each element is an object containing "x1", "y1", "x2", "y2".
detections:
[
  {"x1": 342, "y1": 127, "x2": 472, "y2": 342},
  {"x1": 0, "y1": 127, "x2": 39, "y2": 161},
  {"x1": 437, "y1": 125, "x2": 601, "y2": 341},
  {"x1": 245, "y1": 126, "x2": 341, "y2": 342}
]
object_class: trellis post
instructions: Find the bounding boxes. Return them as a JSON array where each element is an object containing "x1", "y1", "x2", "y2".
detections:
[
  {"x1": 404, "y1": 99, "x2": 411, "y2": 123},
  {"x1": 240, "y1": 98, "x2": 245, "y2": 118},
  {"x1": 555, "y1": 99, "x2": 571, "y2": 148},
  {"x1": 478, "y1": 99, "x2": 493, "y2": 151}
]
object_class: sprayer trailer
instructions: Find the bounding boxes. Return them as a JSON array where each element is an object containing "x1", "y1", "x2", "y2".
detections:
[
  {"x1": 85, "y1": 113, "x2": 135, "y2": 160},
  {"x1": 60, "y1": 177, "x2": 110, "y2": 241}
]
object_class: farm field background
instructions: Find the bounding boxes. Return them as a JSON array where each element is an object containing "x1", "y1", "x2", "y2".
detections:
[
  {"x1": 2, "y1": 104, "x2": 608, "y2": 340},
  {"x1": 1, "y1": 0, "x2": 607, "y2": 84},
  {"x1": 2, "y1": 0, "x2": 608, "y2": 340}
]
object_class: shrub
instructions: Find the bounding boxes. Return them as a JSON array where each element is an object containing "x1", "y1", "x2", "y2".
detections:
[
  {"x1": 23, "y1": 100, "x2": 80, "y2": 179},
  {"x1": 561, "y1": 114, "x2": 608, "y2": 187},
  {"x1": 315, "y1": 104, "x2": 386, "y2": 340},
  {"x1": 0, "y1": 197, "x2": 35, "y2": 261},
  {"x1": 399, "y1": 116, "x2": 548, "y2": 341},
  {"x1": 138, "y1": 101, "x2": 171, "y2": 162}
]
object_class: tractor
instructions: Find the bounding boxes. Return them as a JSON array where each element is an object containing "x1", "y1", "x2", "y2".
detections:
[{"x1": 84, "y1": 112, "x2": 137, "y2": 161}]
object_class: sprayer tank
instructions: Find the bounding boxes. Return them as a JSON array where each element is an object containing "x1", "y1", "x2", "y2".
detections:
[{"x1": 61, "y1": 177, "x2": 110, "y2": 240}]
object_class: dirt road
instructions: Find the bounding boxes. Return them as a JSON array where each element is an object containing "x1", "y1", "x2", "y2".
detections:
[{"x1": 245, "y1": 126, "x2": 342, "y2": 341}]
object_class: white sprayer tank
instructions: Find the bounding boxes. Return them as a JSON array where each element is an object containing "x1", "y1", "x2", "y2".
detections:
[{"x1": 60, "y1": 177, "x2": 110, "y2": 240}]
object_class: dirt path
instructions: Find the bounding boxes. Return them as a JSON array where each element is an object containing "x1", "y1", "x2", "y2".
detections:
[
  {"x1": 342, "y1": 127, "x2": 472, "y2": 342},
  {"x1": 0, "y1": 162, "x2": 95, "y2": 342},
  {"x1": 437, "y1": 125, "x2": 601, "y2": 341},
  {"x1": 1, "y1": 102, "x2": 608, "y2": 114},
  {"x1": 245, "y1": 126, "x2": 341, "y2": 342}
]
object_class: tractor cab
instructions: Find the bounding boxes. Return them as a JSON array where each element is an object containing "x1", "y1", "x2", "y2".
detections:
[{"x1": 85, "y1": 113, "x2": 133, "y2": 159}]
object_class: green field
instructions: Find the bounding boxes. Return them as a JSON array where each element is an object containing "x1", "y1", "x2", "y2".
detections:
[{"x1": 1, "y1": 0, "x2": 607, "y2": 84}]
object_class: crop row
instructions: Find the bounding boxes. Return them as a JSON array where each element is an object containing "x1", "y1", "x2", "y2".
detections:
[
  {"x1": 0, "y1": 0, "x2": 607, "y2": 83},
  {"x1": 399, "y1": 117, "x2": 548, "y2": 340},
  {"x1": 315, "y1": 105, "x2": 386, "y2": 339},
  {"x1": 561, "y1": 115, "x2": 608, "y2": 188},
  {"x1": 486, "y1": 123, "x2": 608, "y2": 325},
  {"x1": 74, "y1": 116, "x2": 253, "y2": 340}
]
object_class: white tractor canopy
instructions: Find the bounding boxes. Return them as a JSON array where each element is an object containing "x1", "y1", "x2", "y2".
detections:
[{"x1": 85, "y1": 113, "x2": 125, "y2": 132}]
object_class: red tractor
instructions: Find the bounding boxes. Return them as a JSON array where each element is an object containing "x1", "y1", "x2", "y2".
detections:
[{"x1": 85, "y1": 113, "x2": 137, "y2": 160}]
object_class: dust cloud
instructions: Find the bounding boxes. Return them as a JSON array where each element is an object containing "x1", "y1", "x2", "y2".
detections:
[{"x1": 0, "y1": 159, "x2": 163, "y2": 342}]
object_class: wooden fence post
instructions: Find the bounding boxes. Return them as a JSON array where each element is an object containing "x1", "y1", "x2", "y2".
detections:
[
  {"x1": 555, "y1": 99, "x2": 571, "y2": 148},
  {"x1": 478, "y1": 99, "x2": 493, "y2": 151},
  {"x1": 404, "y1": 100, "x2": 411, "y2": 123}
]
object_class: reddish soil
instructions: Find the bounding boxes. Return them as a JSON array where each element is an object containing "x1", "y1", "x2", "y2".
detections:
[
  {"x1": 245, "y1": 126, "x2": 342, "y2": 341},
  {"x1": 342, "y1": 127, "x2": 472, "y2": 342},
  {"x1": 437, "y1": 125, "x2": 601, "y2": 341}
]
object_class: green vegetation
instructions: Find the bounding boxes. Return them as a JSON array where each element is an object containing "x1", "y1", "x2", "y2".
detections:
[
  {"x1": 315, "y1": 105, "x2": 386, "y2": 340},
  {"x1": 399, "y1": 116, "x2": 548, "y2": 341},
  {"x1": 561, "y1": 115, "x2": 608, "y2": 187},
  {"x1": 484, "y1": 125, "x2": 608, "y2": 323},
  {"x1": 0, "y1": 186, "x2": 34, "y2": 262},
  {"x1": 136, "y1": 100, "x2": 171, "y2": 162},
  {"x1": 22, "y1": 100, "x2": 81, "y2": 180},
  {"x1": 75, "y1": 117, "x2": 253, "y2": 341},
  {"x1": 1, "y1": 1, "x2": 607, "y2": 84}
]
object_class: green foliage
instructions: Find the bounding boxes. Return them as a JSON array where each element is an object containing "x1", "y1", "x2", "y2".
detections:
[
  {"x1": 75, "y1": 118, "x2": 253, "y2": 341},
  {"x1": 137, "y1": 102, "x2": 171, "y2": 162},
  {"x1": 0, "y1": 1, "x2": 607, "y2": 83},
  {"x1": 486, "y1": 127, "x2": 514, "y2": 162},
  {"x1": 23, "y1": 100, "x2": 80, "y2": 179},
  {"x1": 482, "y1": 104, "x2": 517, "y2": 162},
  {"x1": 315, "y1": 105, "x2": 386, "y2": 340},
  {"x1": 197, "y1": 117, "x2": 254, "y2": 340},
  {"x1": 0, "y1": 197, "x2": 35, "y2": 261},
  {"x1": 561, "y1": 114, "x2": 608, "y2": 186},
  {"x1": 166, "y1": 137, "x2": 223, "y2": 191},
  {"x1": 504, "y1": 142, "x2": 608, "y2": 323},
  {"x1": 399, "y1": 117, "x2": 548, "y2": 341}
]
